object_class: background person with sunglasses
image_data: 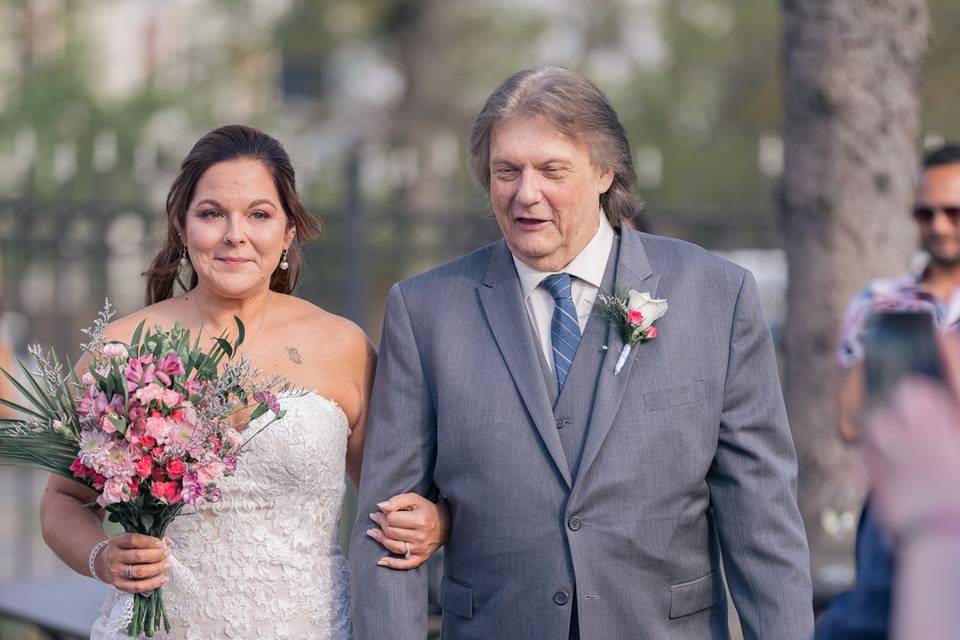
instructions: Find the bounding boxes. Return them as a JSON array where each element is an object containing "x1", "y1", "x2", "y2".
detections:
[
  {"x1": 814, "y1": 143, "x2": 960, "y2": 639},
  {"x1": 836, "y1": 142, "x2": 960, "y2": 445}
]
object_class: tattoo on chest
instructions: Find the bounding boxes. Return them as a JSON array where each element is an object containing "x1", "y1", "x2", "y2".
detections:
[{"x1": 287, "y1": 347, "x2": 303, "y2": 364}]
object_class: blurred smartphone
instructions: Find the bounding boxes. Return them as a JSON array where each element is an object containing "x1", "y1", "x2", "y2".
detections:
[{"x1": 862, "y1": 310, "x2": 945, "y2": 410}]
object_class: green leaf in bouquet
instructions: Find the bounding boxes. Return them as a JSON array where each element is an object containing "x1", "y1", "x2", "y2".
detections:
[
  {"x1": 233, "y1": 316, "x2": 245, "y2": 350},
  {"x1": 249, "y1": 403, "x2": 269, "y2": 422},
  {"x1": 214, "y1": 338, "x2": 234, "y2": 359},
  {"x1": 1, "y1": 365, "x2": 51, "y2": 419},
  {"x1": 107, "y1": 414, "x2": 128, "y2": 435},
  {"x1": 130, "y1": 319, "x2": 146, "y2": 356}
]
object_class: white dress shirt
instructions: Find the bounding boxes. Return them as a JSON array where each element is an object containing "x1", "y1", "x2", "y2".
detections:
[{"x1": 512, "y1": 212, "x2": 615, "y2": 372}]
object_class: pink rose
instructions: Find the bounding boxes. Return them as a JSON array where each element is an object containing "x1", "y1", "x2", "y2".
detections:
[
  {"x1": 150, "y1": 480, "x2": 180, "y2": 503},
  {"x1": 98, "y1": 477, "x2": 129, "y2": 506},
  {"x1": 627, "y1": 309, "x2": 645, "y2": 326},
  {"x1": 135, "y1": 456, "x2": 153, "y2": 479},
  {"x1": 165, "y1": 459, "x2": 186, "y2": 480}
]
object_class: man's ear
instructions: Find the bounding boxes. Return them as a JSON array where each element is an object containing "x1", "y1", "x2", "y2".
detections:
[{"x1": 598, "y1": 167, "x2": 615, "y2": 195}]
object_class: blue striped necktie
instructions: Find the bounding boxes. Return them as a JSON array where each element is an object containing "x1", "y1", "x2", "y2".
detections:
[{"x1": 542, "y1": 273, "x2": 581, "y2": 392}]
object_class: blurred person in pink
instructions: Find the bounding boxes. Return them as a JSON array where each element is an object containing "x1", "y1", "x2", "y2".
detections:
[{"x1": 862, "y1": 332, "x2": 960, "y2": 640}]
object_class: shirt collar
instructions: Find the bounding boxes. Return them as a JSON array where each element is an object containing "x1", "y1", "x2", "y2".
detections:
[{"x1": 512, "y1": 211, "x2": 615, "y2": 300}]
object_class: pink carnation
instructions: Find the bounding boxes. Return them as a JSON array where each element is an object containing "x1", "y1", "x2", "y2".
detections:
[
  {"x1": 102, "y1": 343, "x2": 128, "y2": 360},
  {"x1": 646, "y1": 326, "x2": 658, "y2": 339},
  {"x1": 253, "y1": 390, "x2": 281, "y2": 415},
  {"x1": 180, "y1": 471, "x2": 206, "y2": 506},
  {"x1": 144, "y1": 416, "x2": 171, "y2": 445},
  {"x1": 136, "y1": 383, "x2": 166, "y2": 406},
  {"x1": 196, "y1": 459, "x2": 225, "y2": 485},
  {"x1": 161, "y1": 389, "x2": 183, "y2": 409}
]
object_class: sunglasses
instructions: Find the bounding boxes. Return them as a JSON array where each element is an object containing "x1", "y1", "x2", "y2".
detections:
[{"x1": 912, "y1": 204, "x2": 960, "y2": 224}]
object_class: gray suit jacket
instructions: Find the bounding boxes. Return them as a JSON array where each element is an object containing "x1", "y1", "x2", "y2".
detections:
[{"x1": 350, "y1": 229, "x2": 813, "y2": 639}]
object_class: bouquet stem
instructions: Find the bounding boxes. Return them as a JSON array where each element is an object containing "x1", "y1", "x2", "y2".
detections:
[{"x1": 110, "y1": 505, "x2": 179, "y2": 637}]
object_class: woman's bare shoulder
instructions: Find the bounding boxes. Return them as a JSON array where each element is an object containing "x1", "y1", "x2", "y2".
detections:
[
  {"x1": 275, "y1": 295, "x2": 371, "y2": 352},
  {"x1": 101, "y1": 298, "x2": 188, "y2": 343}
]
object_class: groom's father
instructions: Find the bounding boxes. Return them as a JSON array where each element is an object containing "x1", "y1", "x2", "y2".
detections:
[{"x1": 351, "y1": 66, "x2": 813, "y2": 639}]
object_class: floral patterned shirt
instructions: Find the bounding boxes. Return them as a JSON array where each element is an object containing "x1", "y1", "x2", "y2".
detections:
[{"x1": 837, "y1": 270, "x2": 960, "y2": 368}]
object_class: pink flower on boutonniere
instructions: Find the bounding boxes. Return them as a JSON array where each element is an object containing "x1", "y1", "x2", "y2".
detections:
[{"x1": 595, "y1": 287, "x2": 668, "y2": 374}]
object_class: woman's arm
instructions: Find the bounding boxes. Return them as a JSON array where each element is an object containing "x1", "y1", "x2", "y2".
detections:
[{"x1": 41, "y1": 475, "x2": 169, "y2": 592}]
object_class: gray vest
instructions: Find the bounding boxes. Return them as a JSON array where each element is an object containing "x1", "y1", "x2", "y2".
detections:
[{"x1": 531, "y1": 236, "x2": 620, "y2": 481}]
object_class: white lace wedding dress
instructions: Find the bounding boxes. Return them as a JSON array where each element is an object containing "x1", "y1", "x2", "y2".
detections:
[{"x1": 91, "y1": 392, "x2": 353, "y2": 639}]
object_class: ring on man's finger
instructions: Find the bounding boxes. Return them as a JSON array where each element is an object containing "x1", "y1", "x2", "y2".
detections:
[
  {"x1": 126, "y1": 564, "x2": 134, "y2": 580},
  {"x1": 403, "y1": 541, "x2": 412, "y2": 559}
]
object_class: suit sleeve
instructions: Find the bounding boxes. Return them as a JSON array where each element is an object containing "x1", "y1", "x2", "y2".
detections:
[
  {"x1": 707, "y1": 270, "x2": 814, "y2": 640},
  {"x1": 349, "y1": 283, "x2": 436, "y2": 640}
]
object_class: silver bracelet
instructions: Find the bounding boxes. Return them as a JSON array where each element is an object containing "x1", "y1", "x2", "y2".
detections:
[{"x1": 88, "y1": 539, "x2": 109, "y2": 582}]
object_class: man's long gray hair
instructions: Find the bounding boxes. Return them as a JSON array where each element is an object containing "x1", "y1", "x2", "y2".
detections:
[{"x1": 468, "y1": 65, "x2": 643, "y2": 228}]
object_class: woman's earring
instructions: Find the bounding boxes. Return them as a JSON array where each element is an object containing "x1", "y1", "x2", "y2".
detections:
[
  {"x1": 179, "y1": 248, "x2": 188, "y2": 267},
  {"x1": 279, "y1": 249, "x2": 289, "y2": 271}
]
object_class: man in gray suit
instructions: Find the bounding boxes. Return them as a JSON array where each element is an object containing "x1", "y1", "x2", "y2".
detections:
[{"x1": 351, "y1": 65, "x2": 813, "y2": 639}]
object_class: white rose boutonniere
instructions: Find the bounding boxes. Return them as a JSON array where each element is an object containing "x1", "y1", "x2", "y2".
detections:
[{"x1": 595, "y1": 287, "x2": 668, "y2": 374}]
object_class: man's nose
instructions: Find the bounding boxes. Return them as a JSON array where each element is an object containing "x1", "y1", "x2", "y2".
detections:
[
  {"x1": 929, "y1": 209, "x2": 958, "y2": 234},
  {"x1": 516, "y1": 169, "x2": 542, "y2": 206}
]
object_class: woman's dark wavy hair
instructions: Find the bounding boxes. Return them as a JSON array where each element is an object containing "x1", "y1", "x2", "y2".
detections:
[{"x1": 143, "y1": 124, "x2": 323, "y2": 305}]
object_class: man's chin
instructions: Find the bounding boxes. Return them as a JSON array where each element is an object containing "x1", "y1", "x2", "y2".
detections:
[{"x1": 928, "y1": 252, "x2": 960, "y2": 268}]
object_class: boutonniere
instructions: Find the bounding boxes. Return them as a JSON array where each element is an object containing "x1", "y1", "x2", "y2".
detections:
[{"x1": 595, "y1": 288, "x2": 668, "y2": 374}]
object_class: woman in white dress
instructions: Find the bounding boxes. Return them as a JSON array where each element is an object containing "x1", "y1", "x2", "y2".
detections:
[{"x1": 40, "y1": 125, "x2": 447, "y2": 638}]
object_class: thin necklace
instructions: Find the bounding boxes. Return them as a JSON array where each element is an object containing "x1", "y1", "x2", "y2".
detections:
[{"x1": 191, "y1": 291, "x2": 270, "y2": 357}]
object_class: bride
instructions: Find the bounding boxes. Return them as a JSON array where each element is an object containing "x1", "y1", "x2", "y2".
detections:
[{"x1": 40, "y1": 125, "x2": 447, "y2": 638}]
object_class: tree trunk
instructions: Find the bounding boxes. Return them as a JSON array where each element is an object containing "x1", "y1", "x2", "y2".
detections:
[{"x1": 780, "y1": 0, "x2": 928, "y2": 589}]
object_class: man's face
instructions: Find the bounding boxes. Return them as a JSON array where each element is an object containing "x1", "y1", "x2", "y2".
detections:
[
  {"x1": 488, "y1": 116, "x2": 613, "y2": 272},
  {"x1": 916, "y1": 163, "x2": 960, "y2": 266}
]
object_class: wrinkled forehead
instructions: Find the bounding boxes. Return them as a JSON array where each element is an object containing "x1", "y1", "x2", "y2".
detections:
[{"x1": 489, "y1": 114, "x2": 596, "y2": 162}]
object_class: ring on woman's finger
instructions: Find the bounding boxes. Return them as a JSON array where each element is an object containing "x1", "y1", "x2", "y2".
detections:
[
  {"x1": 403, "y1": 541, "x2": 412, "y2": 559},
  {"x1": 126, "y1": 564, "x2": 134, "y2": 580}
]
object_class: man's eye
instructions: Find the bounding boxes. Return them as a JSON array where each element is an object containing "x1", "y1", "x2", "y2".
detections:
[{"x1": 494, "y1": 168, "x2": 518, "y2": 179}]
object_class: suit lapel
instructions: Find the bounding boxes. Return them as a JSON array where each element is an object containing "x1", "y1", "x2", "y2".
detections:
[
  {"x1": 477, "y1": 240, "x2": 573, "y2": 488},
  {"x1": 574, "y1": 230, "x2": 660, "y2": 489}
]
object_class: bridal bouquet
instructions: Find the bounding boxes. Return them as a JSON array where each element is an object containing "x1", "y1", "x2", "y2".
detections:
[{"x1": 0, "y1": 303, "x2": 288, "y2": 637}]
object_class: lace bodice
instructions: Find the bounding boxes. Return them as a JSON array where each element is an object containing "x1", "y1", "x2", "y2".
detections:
[{"x1": 92, "y1": 392, "x2": 353, "y2": 639}]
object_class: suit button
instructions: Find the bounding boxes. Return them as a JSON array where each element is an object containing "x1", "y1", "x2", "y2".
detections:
[
  {"x1": 568, "y1": 516, "x2": 582, "y2": 531},
  {"x1": 553, "y1": 591, "x2": 569, "y2": 606},
  {"x1": 555, "y1": 417, "x2": 569, "y2": 430}
]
